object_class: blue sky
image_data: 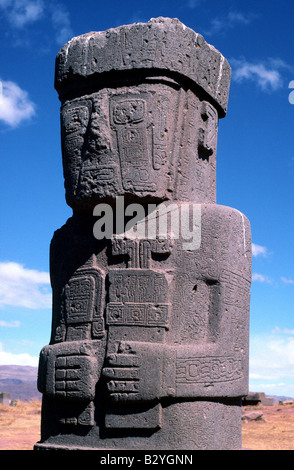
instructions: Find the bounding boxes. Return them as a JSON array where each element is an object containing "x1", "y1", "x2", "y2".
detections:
[{"x1": 0, "y1": 0, "x2": 294, "y2": 398}]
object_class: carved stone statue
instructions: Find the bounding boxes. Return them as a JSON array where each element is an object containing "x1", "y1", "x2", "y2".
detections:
[{"x1": 35, "y1": 18, "x2": 251, "y2": 450}]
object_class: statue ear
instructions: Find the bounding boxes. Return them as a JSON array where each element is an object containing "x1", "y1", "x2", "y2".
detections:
[{"x1": 198, "y1": 101, "x2": 218, "y2": 159}]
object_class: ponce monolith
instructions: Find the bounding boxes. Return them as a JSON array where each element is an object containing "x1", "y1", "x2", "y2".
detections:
[{"x1": 35, "y1": 18, "x2": 251, "y2": 450}]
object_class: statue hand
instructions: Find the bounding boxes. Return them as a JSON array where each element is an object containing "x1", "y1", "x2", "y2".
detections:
[
  {"x1": 38, "y1": 340, "x2": 105, "y2": 401},
  {"x1": 103, "y1": 341, "x2": 164, "y2": 403}
]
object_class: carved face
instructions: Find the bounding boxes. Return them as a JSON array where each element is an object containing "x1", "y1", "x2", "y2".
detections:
[{"x1": 60, "y1": 81, "x2": 219, "y2": 210}]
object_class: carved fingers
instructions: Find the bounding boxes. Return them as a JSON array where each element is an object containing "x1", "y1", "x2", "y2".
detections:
[
  {"x1": 37, "y1": 340, "x2": 105, "y2": 401},
  {"x1": 103, "y1": 341, "x2": 162, "y2": 403}
]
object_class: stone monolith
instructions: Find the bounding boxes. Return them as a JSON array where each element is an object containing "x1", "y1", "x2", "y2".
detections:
[{"x1": 35, "y1": 17, "x2": 251, "y2": 450}]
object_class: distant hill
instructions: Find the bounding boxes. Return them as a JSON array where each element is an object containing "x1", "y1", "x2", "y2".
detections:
[
  {"x1": 268, "y1": 395, "x2": 294, "y2": 404},
  {"x1": 0, "y1": 365, "x2": 41, "y2": 401}
]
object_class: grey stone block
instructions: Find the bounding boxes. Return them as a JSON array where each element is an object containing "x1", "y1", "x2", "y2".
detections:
[{"x1": 35, "y1": 18, "x2": 251, "y2": 451}]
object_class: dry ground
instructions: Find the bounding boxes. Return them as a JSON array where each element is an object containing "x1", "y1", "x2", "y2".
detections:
[
  {"x1": 242, "y1": 403, "x2": 294, "y2": 450},
  {"x1": 0, "y1": 400, "x2": 294, "y2": 450},
  {"x1": 0, "y1": 400, "x2": 41, "y2": 450}
]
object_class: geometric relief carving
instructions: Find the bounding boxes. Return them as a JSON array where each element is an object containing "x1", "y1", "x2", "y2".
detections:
[
  {"x1": 35, "y1": 18, "x2": 252, "y2": 450},
  {"x1": 54, "y1": 355, "x2": 96, "y2": 400},
  {"x1": 58, "y1": 402, "x2": 95, "y2": 427},
  {"x1": 81, "y1": 164, "x2": 116, "y2": 185},
  {"x1": 41, "y1": 340, "x2": 103, "y2": 402},
  {"x1": 198, "y1": 101, "x2": 218, "y2": 159},
  {"x1": 78, "y1": 164, "x2": 120, "y2": 200},
  {"x1": 110, "y1": 94, "x2": 155, "y2": 192},
  {"x1": 108, "y1": 269, "x2": 168, "y2": 303},
  {"x1": 117, "y1": 126, "x2": 155, "y2": 192},
  {"x1": 112, "y1": 237, "x2": 173, "y2": 269},
  {"x1": 62, "y1": 267, "x2": 105, "y2": 341},
  {"x1": 110, "y1": 90, "x2": 175, "y2": 194},
  {"x1": 112, "y1": 99, "x2": 145, "y2": 125},
  {"x1": 106, "y1": 302, "x2": 169, "y2": 328},
  {"x1": 153, "y1": 94, "x2": 169, "y2": 170},
  {"x1": 221, "y1": 270, "x2": 250, "y2": 308},
  {"x1": 61, "y1": 101, "x2": 91, "y2": 190},
  {"x1": 62, "y1": 103, "x2": 90, "y2": 169},
  {"x1": 105, "y1": 237, "x2": 172, "y2": 431},
  {"x1": 62, "y1": 104, "x2": 90, "y2": 135},
  {"x1": 107, "y1": 269, "x2": 170, "y2": 329},
  {"x1": 176, "y1": 356, "x2": 243, "y2": 384},
  {"x1": 66, "y1": 325, "x2": 91, "y2": 342},
  {"x1": 65, "y1": 275, "x2": 96, "y2": 324}
]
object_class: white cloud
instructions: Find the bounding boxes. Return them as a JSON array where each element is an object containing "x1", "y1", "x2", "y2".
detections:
[
  {"x1": 187, "y1": 0, "x2": 205, "y2": 8},
  {"x1": 0, "y1": 0, "x2": 44, "y2": 28},
  {"x1": 281, "y1": 277, "x2": 294, "y2": 285},
  {"x1": 252, "y1": 272, "x2": 272, "y2": 284},
  {"x1": 0, "y1": 0, "x2": 73, "y2": 45},
  {"x1": 248, "y1": 381, "x2": 294, "y2": 398},
  {"x1": 0, "y1": 342, "x2": 38, "y2": 366},
  {"x1": 48, "y1": 3, "x2": 73, "y2": 45},
  {"x1": 0, "y1": 261, "x2": 51, "y2": 309},
  {"x1": 0, "y1": 320, "x2": 21, "y2": 327},
  {"x1": 273, "y1": 326, "x2": 294, "y2": 335},
  {"x1": 204, "y1": 11, "x2": 255, "y2": 36},
  {"x1": 0, "y1": 79, "x2": 35, "y2": 127},
  {"x1": 249, "y1": 331, "x2": 294, "y2": 397},
  {"x1": 252, "y1": 243, "x2": 267, "y2": 257},
  {"x1": 231, "y1": 58, "x2": 284, "y2": 91}
]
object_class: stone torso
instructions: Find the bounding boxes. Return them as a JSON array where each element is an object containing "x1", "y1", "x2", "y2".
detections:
[{"x1": 35, "y1": 18, "x2": 251, "y2": 451}]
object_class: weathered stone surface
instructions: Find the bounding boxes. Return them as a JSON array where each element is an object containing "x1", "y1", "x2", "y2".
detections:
[
  {"x1": 242, "y1": 410, "x2": 264, "y2": 422},
  {"x1": 35, "y1": 18, "x2": 251, "y2": 450},
  {"x1": 242, "y1": 392, "x2": 274, "y2": 406},
  {"x1": 0, "y1": 392, "x2": 10, "y2": 406},
  {"x1": 59, "y1": 74, "x2": 221, "y2": 210},
  {"x1": 55, "y1": 18, "x2": 230, "y2": 116},
  {"x1": 282, "y1": 400, "x2": 294, "y2": 405}
]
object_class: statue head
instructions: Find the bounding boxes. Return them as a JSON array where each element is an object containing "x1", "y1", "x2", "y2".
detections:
[{"x1": 55, "y1": 18, "x2": 231, "y2": 211}]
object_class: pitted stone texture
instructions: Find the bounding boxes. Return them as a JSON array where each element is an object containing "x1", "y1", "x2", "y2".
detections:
[
  {"x1": 36, "y1": 18, "x2": 251, "y2": 451},
  {"x1": 37, "y1": 399, "x2": 242, "y2": 450},
  {"x1": 36, "y1": 203, "x2": 251, "y2": 449},
  {"x1": 55, "y1": 17, "x2": 230, "y2": 116},
  {"x1": 60, "y1": 77, "x2": 219, "y2": 209},
  {"x1": 56, "y1": 18, "x2": 229, "y2": 210}
]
